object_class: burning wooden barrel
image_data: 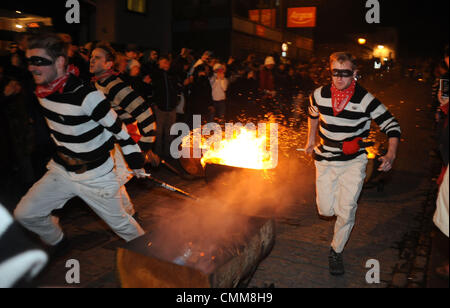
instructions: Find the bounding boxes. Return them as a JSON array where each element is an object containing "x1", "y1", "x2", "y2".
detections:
[{"x1": 116, "y1": 216, "x2": 275, "y2": 288}]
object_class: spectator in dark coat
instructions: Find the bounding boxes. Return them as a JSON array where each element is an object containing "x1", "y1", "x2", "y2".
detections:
[{"x1": 151, "y1": 56, "x2": 182, "y2": 157}]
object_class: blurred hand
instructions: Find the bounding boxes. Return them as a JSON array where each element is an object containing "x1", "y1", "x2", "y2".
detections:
[
  {"x1": 145, "y1": 150, "x2": 161, "y2": 168},
  {"x1": 3, "y1": 80, "x2": 21, "y2": 97},
  {"x1": 435, "y1": 112, "x2": 442, "y2": 123},
  {"x1": 143, "y1": 75, "x2": 152, "y2": 84},
  {"x1": 132, "y1": 168, "x2": 148, "y2": 179},
  {"x1": 305, "y1": 142, "x2": 315, "y2": 155},
  {"x1": 378, "y1": 153, "x2": 396, "y2": 172}
]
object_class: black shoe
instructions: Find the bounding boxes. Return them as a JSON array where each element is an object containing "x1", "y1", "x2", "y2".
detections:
[
  {"x1": 48, "y1": 236, "x2": 71, "y2": 261},
  {"x1": 329, "y1": 248, "x2": 345, "y2": 276}
]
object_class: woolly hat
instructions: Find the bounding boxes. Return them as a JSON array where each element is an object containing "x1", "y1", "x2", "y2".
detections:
[{"x1": 265, "y1": 56, "x2": 275, "y2": 66}]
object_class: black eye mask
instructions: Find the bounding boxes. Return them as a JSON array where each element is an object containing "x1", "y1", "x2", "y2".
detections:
[
  {"x1": 26, "y1": 56, "x2": 54, "y2": 67},
  {"x1": 332, "y1": 69, "x2": 354, "y2": 78}
]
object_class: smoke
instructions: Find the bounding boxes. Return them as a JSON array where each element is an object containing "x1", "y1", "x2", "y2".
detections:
[{"x1": 147, "y1": 126, "x2": 315, "y2": 271}]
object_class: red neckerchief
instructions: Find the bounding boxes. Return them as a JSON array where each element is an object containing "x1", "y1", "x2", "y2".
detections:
[
  {"x1": 91, "y1": 69, "x2": 119, "y2": 83},
  {"x1": 35, "y1": 65, "x2": 80, "y2": 98},
  {"x1": 331, "y1": 80, "x2": 356, "y2": 116}
]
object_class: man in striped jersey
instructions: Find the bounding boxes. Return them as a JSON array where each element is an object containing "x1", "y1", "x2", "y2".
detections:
[
  {"x1": 14, "y1": 34, "x2": 146, "y2": 253},
  {"x1": 90, "y1": 44, "x2": 158, "y2": 217},
  {"x1": 305, "y1": 52, "x2": 401, "y2": 276}
]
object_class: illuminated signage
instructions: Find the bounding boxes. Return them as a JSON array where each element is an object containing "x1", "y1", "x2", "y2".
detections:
[
  {"x1": 287, "y1": 7, "x2": 317, "y2": 28},
  {"x1": 27, "y1": 22, "x2": 40, "y2": 28},
  {"x1": 249, "y1": 9, "x2": 276, "y2": 28}
]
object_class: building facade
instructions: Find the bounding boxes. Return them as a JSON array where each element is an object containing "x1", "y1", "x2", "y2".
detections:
[{"x1": 173, "y1": 0, "x2": 314, "y2": 60}]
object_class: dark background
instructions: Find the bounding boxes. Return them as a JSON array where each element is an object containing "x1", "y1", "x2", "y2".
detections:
[
  {"x1": 315, "y1": 0, "x2": 449, "y2": 58},
  {"x1": 2, "y1": 0, "x2": 449, "y2": 58}
]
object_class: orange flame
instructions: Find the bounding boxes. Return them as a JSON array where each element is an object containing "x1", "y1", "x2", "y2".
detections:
[{"x1": 201, "y1": 127, "x2": 276, "y2": 170}]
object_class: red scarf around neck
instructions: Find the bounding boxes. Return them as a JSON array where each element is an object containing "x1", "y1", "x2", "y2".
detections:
[
  {"x1": 331, "y1": 80, "x2": 356, "y2": 116},
  {"x1": 91, "y1": 69, "x2": 119, "y2": 83},
  {"x1": 35, "y1": 65, "x2": 80, "y2": 98}
]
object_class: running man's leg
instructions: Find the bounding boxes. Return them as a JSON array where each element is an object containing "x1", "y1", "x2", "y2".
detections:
[
  {"x1": 76, "y1": 171, "x2": 144, "y2": 242},
  {"x1": 14, "y1": 170, "x2": 75, "y2": 246}
]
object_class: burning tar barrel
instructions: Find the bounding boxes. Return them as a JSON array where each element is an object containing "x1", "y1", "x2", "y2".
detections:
[{"x1": 116, "y1": 216, "x2": 275, "y2": 288}]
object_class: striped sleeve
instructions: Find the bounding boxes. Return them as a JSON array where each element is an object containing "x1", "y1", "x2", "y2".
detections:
[
  {"x1": 366, "y1": 98, "x2": 402, "y2": 139},
  {"x1": 108, "y1": 81, "x2": 157, "y2": 151},
  {"x1": 82, "y1": 91, "x2": 144, "y2": 169},
  {"x1": 308, "y1": 90, "x2": 320, "y2": 119}
]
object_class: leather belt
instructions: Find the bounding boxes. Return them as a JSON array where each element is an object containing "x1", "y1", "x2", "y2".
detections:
[
  {"x1": 57, "y1": 152, "x2": 104, "y2": 174},
  {"x1": 321, "y1": 138, "x2": 375, "y2": 149}
]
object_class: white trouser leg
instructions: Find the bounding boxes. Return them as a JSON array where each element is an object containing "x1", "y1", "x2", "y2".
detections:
[
  {"x1": 112, "y1": 145, "x2": 136, "y2": 216},
  {"x1": 119, "y1": 185, "x2": 135, "y2": 216},
  {"x1": 315, "y1": 161, "x2": 339, "y2": 217},
  {"x1": 75, "y1": 171, "x2": 144, "y2": 242},
  {"x1": 331, "y1": 156, "x2": 367, "y2": 253},
  {"x1": 315, "y1": 156, "x2": 367, "y2": 253},
  {"x1": 14, "y1": 170, "x2": 76, "y2": 246},
  {"x1": 15, "y1": 168, "x2": 144, "y2": 245}
]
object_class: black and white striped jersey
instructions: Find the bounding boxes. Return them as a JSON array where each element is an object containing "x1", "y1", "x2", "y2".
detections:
[
  {"x1": 95, "y1": 76, "x2": 157, "y2": 152},
  {"x1": 309, "y1": 83, "x2": 401, "y2": 162},
  {"x1": 38, "y1": 74, "x2": 144, "y2": 179}
]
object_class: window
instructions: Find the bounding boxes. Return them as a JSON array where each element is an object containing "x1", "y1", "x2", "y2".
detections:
[{"x1": 127, "y1": 0, "x2": 147, "y2": 14}]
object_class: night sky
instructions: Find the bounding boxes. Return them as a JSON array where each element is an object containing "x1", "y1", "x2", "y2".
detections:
[
  {"x1": 315, "y1": 0, "x2": 449, "y2": 58},
  {"x1": 2, "y1": 0, "x2": 449, "y2": 58}
]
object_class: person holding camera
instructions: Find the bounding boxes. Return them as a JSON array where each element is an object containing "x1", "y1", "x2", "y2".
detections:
[{"x1": 209, "y1": 63, "x2": 229, "y2": 124}]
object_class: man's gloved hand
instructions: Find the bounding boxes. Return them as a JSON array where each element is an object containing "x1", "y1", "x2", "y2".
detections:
[
  {"x1": 342, "y1": 138, "x2": 363, "y2": 155},
  {"x1": 145, "y1": 150, "x2": 161, "y2": 168},
  {"x1": 132, "y1": 169, "x2": 148, "y2": 179}
]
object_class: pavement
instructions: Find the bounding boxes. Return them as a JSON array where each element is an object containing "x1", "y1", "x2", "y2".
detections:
[{"x1": 0, "y1": 69, "x2": 448, "y2": 288}]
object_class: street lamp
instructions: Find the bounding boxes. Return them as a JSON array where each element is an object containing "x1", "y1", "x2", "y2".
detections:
[
  {"x1": 358, "y1": 38, "x2": 367, "y2": 45},
  {"x1": 378, "y1": 45, "x2": 385, "y2": 50},
  {"x1": 281, "y1": 43, "x2": 288, "y2": 58}
]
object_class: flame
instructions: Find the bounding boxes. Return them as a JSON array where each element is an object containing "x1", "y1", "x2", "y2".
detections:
[{"x1": 200, "y1": 127, "x2": 276, "y2": 170}]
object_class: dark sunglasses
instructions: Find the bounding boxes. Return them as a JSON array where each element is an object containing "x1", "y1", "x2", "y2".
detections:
[
  {"x1": 332, "y1": 69, "x2": 354, "y2": 78},
  {"x1": 26, "y1": 56, "x2": 54, "y2": 67}
]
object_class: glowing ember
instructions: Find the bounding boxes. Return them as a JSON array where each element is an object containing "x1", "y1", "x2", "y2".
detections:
[{"x1": 200, "y1": 127, "x2": 276, "y2": 170}]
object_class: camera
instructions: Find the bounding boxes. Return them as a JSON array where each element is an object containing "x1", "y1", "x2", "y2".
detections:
[{"x1": 440, "y1": 78, "x2": 449, "y2": 99}]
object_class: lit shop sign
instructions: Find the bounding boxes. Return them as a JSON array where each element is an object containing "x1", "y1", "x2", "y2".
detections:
[
  {"x1": 27, "y1": 22, "x2": 41, "y2": 28},
  {"x1": 249, "y1": 9, "x2": 276, "y2": 28},
  {"x1": 287, "y1": 7, "x2": 316, "y2": 28}
]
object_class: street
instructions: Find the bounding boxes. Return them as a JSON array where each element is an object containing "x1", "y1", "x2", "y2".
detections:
[{"x1": 7, "y1": 69, "x2": 447, "y2": 288}]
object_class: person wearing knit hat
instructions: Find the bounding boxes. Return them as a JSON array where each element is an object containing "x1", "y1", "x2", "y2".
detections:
[
  {"x1": 265, "y1": 56, "x2": 276, "y2": 67},
  {"x1": 260, "y1": 56, "x2": 277, "y2": 98}
]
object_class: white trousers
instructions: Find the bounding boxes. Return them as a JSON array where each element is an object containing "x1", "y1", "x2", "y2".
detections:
[
  {"x1": 112, "y1": 145, "x2": 135, "y2": 216},
  {"x1": 434, "y1": 167, "x2": 449, "y2": 237},
  {"x1": 315, "y1": 155, "x2": 368, "y2": 253},
  {"x1": 14, "y1": 164, "x2": 144, "y2": 246}
]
